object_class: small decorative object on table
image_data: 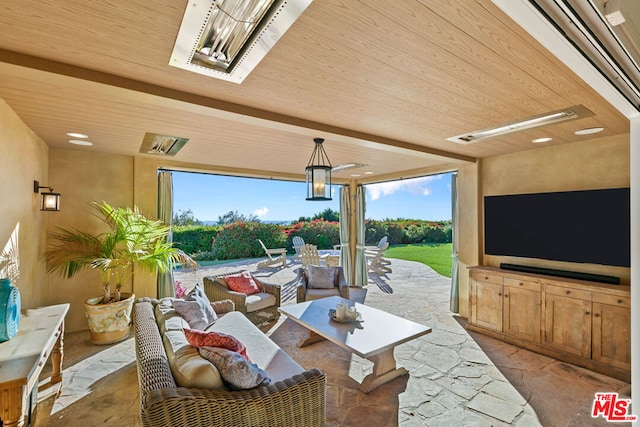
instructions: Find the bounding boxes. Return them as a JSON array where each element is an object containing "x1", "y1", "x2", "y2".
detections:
[{"x1": 329, "y1": 302, "x2": 362, "y2": 323}]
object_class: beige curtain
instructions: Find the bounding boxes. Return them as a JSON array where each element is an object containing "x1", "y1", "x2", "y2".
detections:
[
  {"x1": 157, "y1": 170, "x2": 175, "y2": 298},
  {"x1": 354, "y1": 185, "x2": 367, "y2": 287},
  {"x1": 338, "y1": 185, "x2": 352, "y2": 281}
]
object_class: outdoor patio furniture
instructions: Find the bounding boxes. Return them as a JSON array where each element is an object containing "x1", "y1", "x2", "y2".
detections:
[
  {"x1": 300, "y1": 243, "x2": 323, "y2": 267},
  {"x1": 366, "y1": 242, "x2": 392, "y2": 275},
  {"x1": 292, "y1": 236, "x2": 305, "y2": 259},
  {"x1": 203, "y1": 270, "x2": 282, "y2": 324},
  {"x1": 134, "y1": 299, "x2": 326, "y2": 427},
  {"x1": 295, "y1": 265, "x2": 350, "y2": 302},
  {"x1": 257, "y1": 239, "x2": 287, "y2": 269},
  {"x1": 279, "y1": 295, "x2": 431, "y2": 393}
]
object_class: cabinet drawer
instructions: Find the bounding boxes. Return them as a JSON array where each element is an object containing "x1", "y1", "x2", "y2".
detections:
[
  {"x1": 545, "y1": 285, "x2": 591, "y2": 301},
  {"x1": 504, "y1": 278, "x2": 541, "y2": 292},
  {"x1": 592, "y1": 293, "x2": 630, "y2": 308},
  {"x1": 471, "y1": 272, "x2": 502, "y2": 285}
]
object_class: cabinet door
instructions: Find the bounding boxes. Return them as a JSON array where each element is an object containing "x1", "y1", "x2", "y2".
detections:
[
  {"x1": 470, "y1": 273, "x2": 503, "y2": 332},
  {"x1": 592, "y1": 295, "x2": 631, "y2": 370},
  {"x1": 503, "y1": 279, "x2": 541, "y2": 343},
  {"x1": 544, "y1": 287, "x2": 591, "y2": 357}
]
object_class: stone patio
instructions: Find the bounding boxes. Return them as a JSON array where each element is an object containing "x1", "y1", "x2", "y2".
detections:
[{"x1": 35, "y1": 256, "x2": 631, "y2": 426}]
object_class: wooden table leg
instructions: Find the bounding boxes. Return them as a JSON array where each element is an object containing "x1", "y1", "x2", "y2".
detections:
[
  {"x1": 359, "y1": 347, "x2": 408, "y2": 393},
  {"x1": 50, "y1": 321, "x2": 64, "y2": 385},
  {"x1": 50, "y1": 321, "x2": 64, "y2": 400},
  {"x1": 297, "y1": 330, "x2": 327, "y2": 347},
  {"x1": 0, "y1": 382, "x2": 26, "y2": 427}
]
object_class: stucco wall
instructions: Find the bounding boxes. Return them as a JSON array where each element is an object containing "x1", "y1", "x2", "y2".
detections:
[
  {"x1": 46, "y1": 149, "x2": 161, "y2": 332},
  {"x1": 47, "y1": 149, "x2": 136, "y2": 331},
  {"x1": 0, "y1": 99, "x2": 49, "y2": 310},
  {"x1": 480, "y1": 133, "x2": 630, "y2": 285}
]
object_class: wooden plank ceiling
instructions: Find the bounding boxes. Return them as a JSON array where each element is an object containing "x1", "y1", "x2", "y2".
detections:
[{"x1": 0, "y1": 0, "x2": 629, "y2": 183}]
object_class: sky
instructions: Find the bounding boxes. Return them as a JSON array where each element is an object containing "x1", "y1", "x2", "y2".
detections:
[{"x1": 172, "y1": 171, "x2": 453, "y2": 224}]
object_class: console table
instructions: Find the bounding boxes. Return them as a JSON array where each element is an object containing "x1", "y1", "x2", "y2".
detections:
[
  {"x1": 468, "y1": 266, "x2": 630, "y2": 381},
  {"x1": 0, "y1": 303, "x2": 69, "y2": 427}
]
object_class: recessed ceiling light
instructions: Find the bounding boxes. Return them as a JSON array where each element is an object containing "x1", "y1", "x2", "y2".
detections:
[
  {"x1": 364, "y1": 171, "x2": 374, "y2": 175},
  {"x1": 447, "y1": 105, "x2": 594, "y2": 144},
  {"x1": 532, "y1": 137, "x2": 552, "y2": 143},
  {"x1": 350, "y1": 174, "x2": 362, "y2": 177},
  {"x1": 69, "y1": 139, "x2": 93, "y2": 146},
  {"x1": 66, "y1": 132, "x2": 88, "y2": 138},
  {"x1": 574, "y1": 127, "x2": 604, "y2": 135}
]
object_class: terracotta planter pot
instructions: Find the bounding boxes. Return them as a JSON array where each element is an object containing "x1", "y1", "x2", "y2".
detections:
[{"x1": 84, "y1": 293, "x2": 135, "y2": 344}]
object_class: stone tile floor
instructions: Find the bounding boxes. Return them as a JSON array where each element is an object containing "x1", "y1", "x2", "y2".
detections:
[{"x1": 34, "y1": 257, "x2": 630, "y2": 426}]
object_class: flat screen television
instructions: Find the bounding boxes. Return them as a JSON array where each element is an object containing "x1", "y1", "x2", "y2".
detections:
[{"x1": 484, "y1": 188, "x2": 630, "y2": 268}]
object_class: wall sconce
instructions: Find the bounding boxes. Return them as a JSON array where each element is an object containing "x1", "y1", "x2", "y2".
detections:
[
  {"x1": 305, "y1": 138, "x2": 332, "y2": 201},
  {"x1": 34, "y1": 181, "x2": 61, "y2": 211}
]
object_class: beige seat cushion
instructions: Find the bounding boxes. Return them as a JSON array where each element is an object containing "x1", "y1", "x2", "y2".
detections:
[
  {"x1": 305, "y1": 288, "x2": 341, "y2": 300},
  {"x1": 245, "y1": 292, "x2": 277, "y2": 312},
  {"x1": 162, "y1": 330, "x2": 225, "y2": 390},
  {"x1": 154, "y1": 298, "x2": 189, "y2": 334},
  {"x1": 208, "y1": 312, "x2": 304, "y2": 383}
]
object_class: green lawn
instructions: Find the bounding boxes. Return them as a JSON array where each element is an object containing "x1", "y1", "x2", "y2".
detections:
[
  {"x1": 384, "y1": 243, "x2": 453, "y2": 278},
  {"x1": 185, "y1": 244, "x2": 454, "y2": 278}
]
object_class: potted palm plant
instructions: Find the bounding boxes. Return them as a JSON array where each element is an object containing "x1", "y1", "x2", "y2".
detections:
[{"x1": 43, "y1": 201, "x2": 196, "y2": 344}]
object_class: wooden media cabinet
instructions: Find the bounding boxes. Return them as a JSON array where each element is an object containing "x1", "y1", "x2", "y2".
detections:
[{"x1": 468, "y1": 266, "x2": 630, "y2": 382}]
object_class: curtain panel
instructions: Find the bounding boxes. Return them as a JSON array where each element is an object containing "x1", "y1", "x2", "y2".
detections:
[{"x1": 157, "y1": 170, "x2": 175, "y2": 298}]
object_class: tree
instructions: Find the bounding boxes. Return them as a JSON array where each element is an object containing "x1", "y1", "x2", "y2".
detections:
[
  {"x1": 217, "y1": 210, "x2": 259, "y2": 225},
  {"x1": 173, "y1": 209, "x2": 202, "y2": 226},
  {"x1": 313, "y1": 208, "x2": 339, "y2": 222}
]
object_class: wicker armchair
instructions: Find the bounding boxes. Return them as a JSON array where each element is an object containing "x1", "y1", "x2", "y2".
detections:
[
  {"x1": 134, "y1": 301, "x2": 327, "y2": 427},
  {"x1": 203, "y1": 271, "x2": 281, "y2": 324},
  {"x1": 295, "y1": 266, "x2": 350, "y2": 303}
]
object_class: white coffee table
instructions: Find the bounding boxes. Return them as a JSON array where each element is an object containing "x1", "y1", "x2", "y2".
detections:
[{"x1": 279, "y1": 295, "x2": 431, "y2": 393}]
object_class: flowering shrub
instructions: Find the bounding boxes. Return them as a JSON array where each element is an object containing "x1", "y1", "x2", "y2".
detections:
[
  {"x1": 283, "y1": 219, "x2": 340, "y2": 250},
  {"x1": 210, "y1": 222, "x2": 286, "y2": 260}
]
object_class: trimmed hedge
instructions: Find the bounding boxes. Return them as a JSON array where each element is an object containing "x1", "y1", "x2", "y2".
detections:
[
  {"x1": 172, "y1": 225, "x2": 220, "y2": 255},
  {"x1": 175, "y1": 219, "x2": 451, "y2": 259},
  {"x1": 211, "y1": 222, "x2": 286, "y2": 260}
]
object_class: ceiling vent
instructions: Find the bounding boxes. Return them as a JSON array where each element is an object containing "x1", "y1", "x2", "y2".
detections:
[
  {"x1": 528, "y1": 0, "x2": 640, "y2": 109},
  {"x1": 447, "y1": 105, "x2": 593, "y2": 144},
  {"x1": 140, "y1": 133, "x2": 189, "y2": 156},
  {"x1": 169, "y1": 0, "x2": 313, "y2": 84}
]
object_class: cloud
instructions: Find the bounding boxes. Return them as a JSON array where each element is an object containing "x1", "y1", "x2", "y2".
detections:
[
  {"x1": 253, "y1": 207, "x2": 269, "y2": 217},
  {"x1": 367, "y1": 175, "x2": 440, "y2": 201}
]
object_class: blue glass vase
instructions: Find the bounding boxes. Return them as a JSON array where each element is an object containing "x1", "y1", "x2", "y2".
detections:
[{"x1": 0, "y1": 278, "x2": 20, "y2": 342}]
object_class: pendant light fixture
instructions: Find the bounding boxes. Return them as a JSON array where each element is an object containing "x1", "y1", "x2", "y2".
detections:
[{"x1": 305, "y1": 138, "x2": 332, "y2": 201}]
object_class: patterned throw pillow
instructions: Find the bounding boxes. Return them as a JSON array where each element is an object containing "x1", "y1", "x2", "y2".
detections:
[
  {"x1": 183, "y1": 328, "x2": 250, "y2": 361},
  {"x1": 172, "y1": 283, "x2": 217, "y2": 330},
  {"x1": 174, "y1": 280, "x2": 186, "y2": 299},
  {"x1": 307, "y1": 265, "x2": 337, "y2": 289},
  {"x1": 224, "y1": 271, "x2": 261, "y2": 295},
  {"x1": 172, "y1": 300, "x2": 217, "y2": 330},
  {"x1": 199, "y1": 346, "x2": 270, "y2": 390}
]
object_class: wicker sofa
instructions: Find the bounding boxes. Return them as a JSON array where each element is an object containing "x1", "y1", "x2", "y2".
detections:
[{"x1": 134, "y1": 298, "x2": 326, "y2": 426}]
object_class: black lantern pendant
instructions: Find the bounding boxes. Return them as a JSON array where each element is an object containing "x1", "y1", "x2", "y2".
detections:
[{"x1": 305, "y1": 138, "x2": 332, "y2": 201}]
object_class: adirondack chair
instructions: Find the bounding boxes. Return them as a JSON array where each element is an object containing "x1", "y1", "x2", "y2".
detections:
[
  {"x1": 366, "y1": 242, "x2": 392, "y2": 274},
  {"x1": 300, "y1": 244, "x2": 324, "y2": 267},
  {"x1": 292, "y1": 236, "x2": 305, "y2": 259},
  {"x1": 257, "y1": 239, "x2": 287, "y2": 269},
  {"x1": 365, "y1": 237, "x2": 391, "y2": 267}
]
